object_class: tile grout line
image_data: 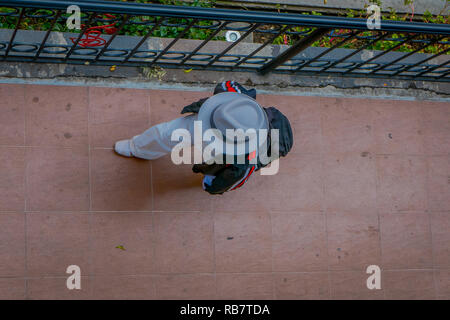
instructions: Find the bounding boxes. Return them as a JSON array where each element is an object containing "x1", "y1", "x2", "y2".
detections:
[
  {"x1": 148, "y1": 89, "x2": 158, "y2": 299},
  {"x1": 420, "y1": 103, "x2": 438, "y2": 299},
  {"x1": 148, "y1": 89, "x2": 153, "y2": 212},
  {"x1": 377, "y1": 213, "x2": 385, "y2": 299},
  {"x1": 87, "y1": 86, "x2": 93, "y2": 213},
  {"x1": 212, "y1": 210, "x2": 218, "y2": 300},
  {"x1": 23, "y1": 83, "x2": 29, "y2": 300},
  {"x1": 262, "y1": 94, "x2": 276, "y2": 300},
  {"x1": 269, "y1": 211, "x2": 275, "y2": 300},
  {"x1": 3, "y1": 267, "x2": 443, "y2": 280},
  {"x1": 2, "y1": 144, "x2": 443, "y2": 158},
  {"x1": 318, "y1": 97, "x2": 332, "y2": 299},
  {"x1": 372, "y1": 106, "x2": 386, "y2": 300},
  {"x1": 423, "y1": 127, "x2": 438, "y2": 300},
  {"x1": 24, "y1": 213, "x2": 28, "y2": 299},
  {"x1": 86, "y1": 86, "x2": 95, "y2": 297}
]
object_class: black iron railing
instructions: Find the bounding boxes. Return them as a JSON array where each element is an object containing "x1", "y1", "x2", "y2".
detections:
[{"x1": 0, "y1": 0, "x2": 449, "y2": 82}]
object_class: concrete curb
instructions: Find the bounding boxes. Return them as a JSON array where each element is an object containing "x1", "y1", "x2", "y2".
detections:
[{"x1": 1, "y1": 62, "x2": 449, "y2": 101}]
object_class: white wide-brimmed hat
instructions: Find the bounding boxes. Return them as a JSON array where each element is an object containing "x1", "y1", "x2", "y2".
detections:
[{"x1": 197, "y1": 92, "x2": 269, "y2": 160}]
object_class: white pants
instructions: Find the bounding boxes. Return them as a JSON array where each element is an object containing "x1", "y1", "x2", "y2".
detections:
[
  {"x1": 130, "y1": 114, "x2": 198, "y2": 160},
  {"x1": 130, "y1": 114, "x2": 216, "y2": 189}
]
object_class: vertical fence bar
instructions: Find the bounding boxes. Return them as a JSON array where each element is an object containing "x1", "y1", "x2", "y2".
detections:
[
  {"x1": 206, "y1": 23, "x2": 261, "y2": 68},
  {"x1": 258, "y1": 27, "x2": 330, "y2": 75},
  {"x1": 2, "y1": 7, "x2": 25, "y2": 60},
  {"x1": 33, "y1": 10, "x2": 62, "y2": 61},
  {"x1": 147, "y1": 19, "x2": 197, "y2": 67}
]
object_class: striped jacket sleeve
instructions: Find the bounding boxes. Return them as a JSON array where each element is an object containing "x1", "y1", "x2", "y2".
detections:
[{"x1": 203, "y1": 164, "x2": 256, "y2": 195}]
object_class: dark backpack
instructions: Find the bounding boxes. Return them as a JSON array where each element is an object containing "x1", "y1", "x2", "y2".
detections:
[{"x1": 181, "y1": 81, "x2": 293, "y2": 194}]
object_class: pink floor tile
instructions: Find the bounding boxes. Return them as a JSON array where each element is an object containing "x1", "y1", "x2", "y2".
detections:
[
  {"x1": 216, "y1": 273, "x2": 273, "y2": 300},
  {"x1": 427, "y1": 156, "x2": 450, "y2": 212},
  {"x1": 324, "y1": 152, "x2": 377, "y2": 214},
  {"x1": 26, "y1": 147, "x2": 89, "y2": 211},
  {"x1": 0, "y1": 214, "x2": 25, "y2": 277},
  {"x1": 327, "y1": 212, "x2": 381, "y2": 271},
  {"x1": 380, "y1": 213, "x2": 433, "y2": 269},
  {"x1": 91, "y1": 149, "x2": 152, "y2": 211},
  {"x1": 90, "y1": 212, "x2": 154, "y2": 276},
  {"x1": 272, "y1": 213, "x2": 328, "y2": 272},
  {"x1": 27, "y1": 277, "x2": 92, "y2": 300},
  {"x1": 211, "y1": 154, "x2": 324, "y2": 213},
  {"x1": 214, "y1": 211, "x2": 272, "y2": 273},
  {"x1": 376, "y1": 155, "x2": 427, "y2": 213},
  {"x1": 26, "y1": 213, "x2": 91, "y2": 277},
  {"x1": 152, "y1": 155, "x2": 213, "y2": 212},
  {"x1": 155, "y1": 274, "x2": 216, "y2": 299},
  {"x1": 435, "y1": 269, "x2": 450, "y2": 299},
  {"x1": 0, "y1": 147, "x2": 25, "y2": 211},
  {"x1": 25, "y1": 85, "x2": 88, "y2": 147},
  {"x1": 149, "y1": 90, "x2": 208, "y2": 125},
  {"x1": 0, "y1": 84, "x2": 25, "y2": 146},
  {"x1": 0, "y1": 278, "x2": 26, "y2": 300},
  {"x1": 92, "y1": 275, "x2": 156, "y2": 299},
  {"x1": 330, "y1": 270, "x2": 384, "y2": 300},
  {"x1": 320, "y1": 97, "x2": 375, "y2": 154},
  {"x1": 422, "y1": 101, "x2": 450, "y2": 155},
  {"x1": 273, "y1": 272, "x2": 329, "y2": 300},
  {"x1": 153, "y1": 212, "x2": 214, "y2": 273},
  {"x1": 373, "y1": 100, "x2": 425, "y2": 155},
  {"x1": 430, "y1": 213, "x2": 450, "y2": 268},
  {"x1": 261, "y1": 95, "x2": 322, "y2": 154},
  {"x1": 383, "y1": 270, "x2": 435, "y2": 300},
  {"x1": 89, "y1": 87, "x2": 150, "y2": 148}
]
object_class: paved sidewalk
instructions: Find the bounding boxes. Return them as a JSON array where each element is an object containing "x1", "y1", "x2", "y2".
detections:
[{"x1": 0, "y1": 83, "x2": 449, "y2": 299}]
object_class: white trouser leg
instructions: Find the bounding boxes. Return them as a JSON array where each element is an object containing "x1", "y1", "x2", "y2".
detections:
[{"x1": 129, "y1": 114, "x2": 198, "y2": 160}]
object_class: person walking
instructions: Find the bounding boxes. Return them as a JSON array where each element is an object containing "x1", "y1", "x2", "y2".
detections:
[{"x1": 114, "y1": 81, "x2": 293, "y2": 194}]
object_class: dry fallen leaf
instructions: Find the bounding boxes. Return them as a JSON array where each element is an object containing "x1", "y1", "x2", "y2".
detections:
[{"x1": 115, "y1": 245, "x2": 126, "y2": 250}]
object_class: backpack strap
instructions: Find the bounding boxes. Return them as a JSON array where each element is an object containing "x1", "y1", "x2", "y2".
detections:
[
  {"x1": 180, "y1": 81, "x2": 256, "y2": 114},
  {"x1": 214, "y1": 80, "x2": 256, "y2": 99}
]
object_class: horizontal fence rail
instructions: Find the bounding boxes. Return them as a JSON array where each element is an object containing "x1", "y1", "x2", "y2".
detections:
[{"x1": 0, "y1": 0, "x2": 449, "y2": 82}]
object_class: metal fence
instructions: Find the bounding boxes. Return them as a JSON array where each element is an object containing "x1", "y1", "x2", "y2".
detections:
[{"x1": 0, "y1": 0, "x2": 449, "y2": 82}]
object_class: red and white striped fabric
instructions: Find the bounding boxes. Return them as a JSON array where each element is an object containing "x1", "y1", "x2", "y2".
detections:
[{"x1": 222, "y1": 80, "x2": 242, "y2": 93}]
